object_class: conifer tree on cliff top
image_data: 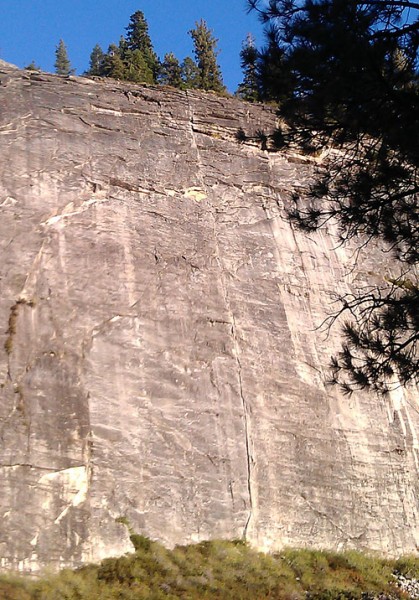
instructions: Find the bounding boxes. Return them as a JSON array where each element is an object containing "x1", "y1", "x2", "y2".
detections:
[
  {"x1": 189, "y1": 20, "x2": 225, "y2": 92},
  {"x1": 100, "y1": 44, "x2": 127, "y2": 80},
  {"x1": 247, "y1": 0, "x2": 419, "y2": 395},
  {"x1": 159, "y1": 52, "x2": 184, "y2": 88},
  {"x1": 85, "y1": 43, "x2": 105, "y2": 77},
  {"x1": 54, "y1": 39, "x2": 74, "y2": 76},
  {"x1": 91, "y1": 12, "x2": 158, "y2": 84},
  {"x1": 181, "y1": 56, "x2": 201, "y2": 89},
  {"x1": 236, "y1": 33, "x2": 260, "y2": 102},
  {"x1": 125, "y1": 10, "x2": 159, "y2": 82}
]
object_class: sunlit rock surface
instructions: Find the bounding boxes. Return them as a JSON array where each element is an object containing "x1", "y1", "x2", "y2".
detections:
[{"x1": 0, "y1": 65, "x2": 418, "y2": 572}]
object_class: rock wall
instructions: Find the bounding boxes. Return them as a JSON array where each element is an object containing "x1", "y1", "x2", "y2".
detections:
[{"x1": 0, "y1": 65, "x2": 418, "y2": 572}]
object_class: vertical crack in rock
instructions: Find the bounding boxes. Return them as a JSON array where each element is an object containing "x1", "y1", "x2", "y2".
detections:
[
  {"x1": 211, "y1": 235, "x2": 255, "y2": 541},
  {"x1": 83, "y1": 390, "x2": 93, "y2": 527},
  {"x1": 186, "y1": 96, "x2": 255, "y2": 539},
  {"x1": 232, "y1": 316, "x2": 254, "y2": 540},
  {"x1": 4, "y1": 301, "x2": 20, "y2": 377},
  {"x1": 2, "y1": 298, "x2": 34, "y2": 457}
]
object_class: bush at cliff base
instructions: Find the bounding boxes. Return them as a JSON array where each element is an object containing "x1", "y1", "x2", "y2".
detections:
[{"x1": 1, "y1": 538, "x2": 418, "y2": 599}]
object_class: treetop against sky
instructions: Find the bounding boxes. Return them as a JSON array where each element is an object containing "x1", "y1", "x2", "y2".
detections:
[{"x1": 0, "y1": 0, "x2": 263, "y2": 91}]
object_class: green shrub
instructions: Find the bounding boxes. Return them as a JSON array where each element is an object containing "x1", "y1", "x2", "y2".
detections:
[
  {"x1": 393, "y1": 554, "x2": 419, "y2": 579},
  {"x1": 129, "y1": 533, "x2": 152, "y2": 553},
  {"x1": 0, "y1": 576, "x2": 33, "y2": 600},
  {"x1": 1, "y1": 540, "x2": 417, "y2": 599}
]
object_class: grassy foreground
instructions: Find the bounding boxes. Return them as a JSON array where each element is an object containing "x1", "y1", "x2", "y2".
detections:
[{"x1": 1, "y1": 537, "x2": 418, "y2": 599}]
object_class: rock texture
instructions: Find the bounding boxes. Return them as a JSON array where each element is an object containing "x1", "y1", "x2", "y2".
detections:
[{"x1": 0, "y1": 65, "x2": 418, "y2": 573}]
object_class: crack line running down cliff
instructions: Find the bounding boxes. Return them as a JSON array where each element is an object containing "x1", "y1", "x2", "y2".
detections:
[{"x1": 186, "y1": 94, "x2": 256, "y2": 539}]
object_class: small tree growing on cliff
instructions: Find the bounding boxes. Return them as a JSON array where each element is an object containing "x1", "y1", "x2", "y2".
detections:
[
  {"x1": 189, "y1": 20, "x2": 225, "y2": 92},
  {"x1": 24, "y1": 61, "x2": 41, "y2": 71},
  {"x1": 54, "y1": 39, "x2": 74, "y2": 76}
]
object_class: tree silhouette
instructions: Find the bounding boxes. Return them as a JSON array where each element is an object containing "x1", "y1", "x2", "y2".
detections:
[{"x1": 247, "y1": 0, "x2": 419, "y2": 394}]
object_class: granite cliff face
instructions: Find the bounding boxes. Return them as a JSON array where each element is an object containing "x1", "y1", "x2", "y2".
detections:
[{"x1": 0, "y1": 64, "x2": 418, "y2": 572}]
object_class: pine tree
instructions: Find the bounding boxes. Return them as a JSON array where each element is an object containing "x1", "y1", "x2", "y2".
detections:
[
  {"x1": 85, "y1": 44, "x2": 105, "y2": 77},
  {"x1": 189, "y1": 20, "x2": 225, "y2": 93},
  {"x1": 181, "y1": 56, "x2": 200, "y2": 89},
  {"x1": 247, "y1": 0, "x2": 419, "y2": 394},
  {"x1": 86, "y1": 12, "x2": 159, "y2": 84},
  {"x1": 124, "y1": 49, "x2": 155, "y2": 84},
  {"x1": 118, "y1": 35, "x2": 129, "y2": 56},
  {"x1": 101, "y1": 44, "x2": 127, "y2": 80},
  {"x1": 54, "y1": 39, "x2": 73, "y2": 76},
  {"x1": 236, "y1": 34, "x2": 260, "y2": 102},
  {"x1": 24, "y1": 61, "x2": 41, "y2": 71},
  {"x1": 125, "y1": 10, "x2": 159, "y2": 82},
  {"x1": 256, "y1": 31, "x2": 292, "y2": 104},
  {"x1": 158, "y1": 53, "x2": 183, "y2": 88}
]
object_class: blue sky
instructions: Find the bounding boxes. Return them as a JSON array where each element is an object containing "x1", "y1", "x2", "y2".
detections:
[{"x1": 0, "y1": 1, "x2": 264, "y2": 91}]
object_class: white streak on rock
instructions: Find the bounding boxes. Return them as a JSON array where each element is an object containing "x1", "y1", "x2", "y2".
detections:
[{"x1": 42, "y1": 197, "x2": 111, "y2": 226}]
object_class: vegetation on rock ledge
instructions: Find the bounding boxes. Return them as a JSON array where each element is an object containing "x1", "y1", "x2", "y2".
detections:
[{"x1": 1, "y1": 539, "x2": 419, "y2": 599}]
